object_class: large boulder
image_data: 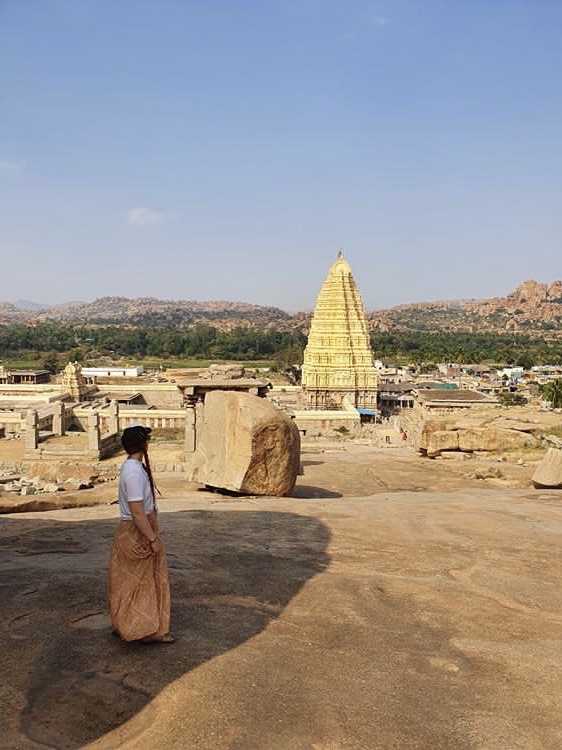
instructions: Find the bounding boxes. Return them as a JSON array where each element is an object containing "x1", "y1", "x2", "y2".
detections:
[
  {"x1": 421, "y1": 424, "x2": 535, "y2": 457},
  {"x1": 424, "y1": 430, "x2": 459, "y2": 457},
  {"x1": 189, "y1": 391, "x2": 301, "y2": 496},
  {"x1": 419, "y1": 420, "x2": 458, "y2": 452},
  {"x1": 532, "y1": 448, "x2": 562, "y2": 488},
  {"x1": 458, "y1": 428, "x2": 532, "y2": 452}
]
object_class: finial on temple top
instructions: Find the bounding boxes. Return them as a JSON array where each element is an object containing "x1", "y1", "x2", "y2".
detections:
[{"x1": 338, "y1": 248, "x2": 343, "y2": 258}]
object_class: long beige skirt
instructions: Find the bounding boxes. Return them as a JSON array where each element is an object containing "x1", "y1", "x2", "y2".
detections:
[{"x1": 108, "y1": 512, "x2": 170, "y2": 641}]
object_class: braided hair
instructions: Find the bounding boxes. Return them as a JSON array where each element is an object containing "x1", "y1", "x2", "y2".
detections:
[{"x1": 142, "y1": 443, "x2": 162, "y2": 500}]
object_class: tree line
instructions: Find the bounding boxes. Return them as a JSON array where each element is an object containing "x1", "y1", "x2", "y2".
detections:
[
  {"x1": 371, "y1": 331, "x2": 562, "y2": 369},
  {"x1": 0, "y1": 323, "x2": 307, "y2": 368},
  {"x1": 0, "y1": 322, "x2": 561, "y2": 369}
]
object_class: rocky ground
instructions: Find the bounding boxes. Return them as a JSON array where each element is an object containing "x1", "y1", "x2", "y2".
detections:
[{"x1": 1, "y1": 432, "x2": 562, "y2": 749}]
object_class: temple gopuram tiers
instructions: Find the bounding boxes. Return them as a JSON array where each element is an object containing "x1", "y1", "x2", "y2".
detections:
[{"x1": 301, "y1": 252, "x2": 379, "y2": 410}]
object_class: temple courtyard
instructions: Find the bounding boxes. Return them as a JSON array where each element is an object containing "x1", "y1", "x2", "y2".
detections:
[{"x1": 1, "y1": 441, "x2": 562, "y2": 749}]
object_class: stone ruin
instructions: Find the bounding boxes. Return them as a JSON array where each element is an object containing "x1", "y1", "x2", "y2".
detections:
[
  {"x1": 61, "y1": 361, "x2": 93, "y2": 401},
  {"x1": 0, "y1": 471, "x2": 94, "y2": 497},
  {"x1": 23, "y1": 401, "x2": 121, "y2": 461},
  {"x1": 1, "y1": 361, "x2": 302, "y2": 497},
  {"x1": 201, "y1": 364, "x2": 246, "y2": 380}
]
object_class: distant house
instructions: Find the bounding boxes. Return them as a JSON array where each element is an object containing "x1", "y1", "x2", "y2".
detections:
[
  {"x1": 461, "y1": 364, "x2": 492, "y2": 378},
  {"x1": 80, "y1": 366, "x2": 145, "y2": 378},
  {"x1": 415, "y1": 389, "x2": 498, "y2": 411},
  {"x1": 530, "y1": 365, "x2": 562, "y2": 384},
  {"x1": 378, "y1": 381, "x2": 416, "y2": 413},
  {"x1": 497, "y1": 367, "x2": 524, "y2": 382}
]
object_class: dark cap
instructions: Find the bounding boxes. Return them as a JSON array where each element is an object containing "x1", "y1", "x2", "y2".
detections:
[{"x1": 121, "y1": 424, "x2": 152, "y2": 453}]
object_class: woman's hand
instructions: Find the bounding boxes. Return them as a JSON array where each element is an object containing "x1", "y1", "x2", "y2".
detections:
[
  {"x1": 149, "y1": 536, "x2": 163, "y2": 554},
  {"x1": 128, "y1": 501, "x2": 159, "y2": 552}
]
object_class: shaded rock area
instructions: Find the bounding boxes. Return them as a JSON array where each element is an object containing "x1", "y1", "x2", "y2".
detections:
[
  {"x1": 532, "y1": 447, "x2": 562, "y2": 488},
  {"x1": 2, "y1": 506, "x2": 330, "y2": 750},
  {"x1": 189, "y1": 390, "x2": 301, "y2": 496}
]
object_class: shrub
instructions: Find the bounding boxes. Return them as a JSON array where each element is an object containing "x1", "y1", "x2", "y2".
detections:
[{"x1": 497, "y1": 392, "x2": 528, "y2": 407}]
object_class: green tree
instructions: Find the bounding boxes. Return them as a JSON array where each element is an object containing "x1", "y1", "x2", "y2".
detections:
[
  {"x1": 540, "y1": 379, "x2": 562, "y2": 409},
  {"x1": 497, "y1": 392, "x2": 528, "y2": 407},
  {"x1": 43, "y1": 353, "x2": 60, "y2": 374},
  {"x1": 68, "y1": 347, "x2": 83, "y2": 362}
]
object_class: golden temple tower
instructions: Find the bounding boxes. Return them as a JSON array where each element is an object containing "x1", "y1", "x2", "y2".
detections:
[{"x1": 301, "y1": 252, "x2": 379, "y2": 410}]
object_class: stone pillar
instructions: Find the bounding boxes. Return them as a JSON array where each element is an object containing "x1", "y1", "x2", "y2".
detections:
[
  {"x1": 193, "y1": 398, "x2": 205, "y2": 458},
  {"x1": 184, "y1": 405, "x2": 196, "y2": 454},
  {"x1": 25, "y1": 409, "x2": 38, "y2": 453},
  {"x1": 52, "y1": 401, "x2": 65, "y2": 436},
  {"x1": 195, "y1": 400, "x2": 204, "y2": 448},
  {"x1": 88, "y1": 412, "x2": 101, "y2": 454},
  {"x1": 109, "y1": 400, "x2": 119, "y2": 434}
]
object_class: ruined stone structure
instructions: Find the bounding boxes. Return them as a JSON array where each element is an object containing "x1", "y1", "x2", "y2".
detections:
[
  {"x1": 3, "y1": 362, "x2": 275, "y2": 465},
  {"x1": 301, "y1": 252, "x2": 379, "y2": 410},
  {"x1": 0, "y1": 366, "x2": 50, "y2": 384}
]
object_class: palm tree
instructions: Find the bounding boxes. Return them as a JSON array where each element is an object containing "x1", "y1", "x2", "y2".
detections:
[{"x1": 540, "y1": 378, "x2": 562, "y2": 409}]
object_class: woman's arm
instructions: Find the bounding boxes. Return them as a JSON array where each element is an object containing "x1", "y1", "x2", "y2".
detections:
[{"x1": 128, "y1": 501, "x2": 162, "y2": 553}]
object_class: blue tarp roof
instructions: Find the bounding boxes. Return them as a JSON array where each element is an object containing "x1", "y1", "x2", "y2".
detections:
[
  {"x1": 419, "y1": 382, "x2": 458, "y2": 389},
  {"x1": 357, "y1": 408, "x2": 377, "y2": 415}
]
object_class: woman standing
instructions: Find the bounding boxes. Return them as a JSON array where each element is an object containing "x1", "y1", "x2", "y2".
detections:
[{"x1": 109, "y1": 425, "x2": 174, "y2": 643}]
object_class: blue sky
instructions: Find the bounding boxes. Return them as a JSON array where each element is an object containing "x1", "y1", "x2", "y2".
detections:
[{"x1": 1, "y1": 0, "x2": 561, "y2": 311}]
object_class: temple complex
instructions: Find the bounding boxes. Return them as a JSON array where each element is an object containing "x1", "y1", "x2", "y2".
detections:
[
  {"x1": 301, "y1": 252, "x2": 379, "y2": 410},
  {"x1": 0, "y1": 361, "x2": 272, "y2": 463}
]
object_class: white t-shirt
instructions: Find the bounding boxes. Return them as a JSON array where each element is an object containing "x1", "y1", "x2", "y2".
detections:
[{"x1": 118, "y1": 458, "x2": 155, "y2": 520}]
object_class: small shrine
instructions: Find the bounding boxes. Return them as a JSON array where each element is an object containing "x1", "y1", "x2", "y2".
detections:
[{"x1": 61, "y1": 361, "x2": 90, "y2": 402}]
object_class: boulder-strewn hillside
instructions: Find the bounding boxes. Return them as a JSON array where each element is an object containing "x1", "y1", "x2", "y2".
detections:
[
  {"x1": 0, "y1": 302, "x2": 29, "y2": 322},
  {"x1": 367, "y1": 280, "x2": 562, "y2": 338},
  {"x1": 1, "y1": 281, "x2": 561, "y2": 337},
  {"x1": 0, "y1": 296, "x2": 292, "y2": 329}
]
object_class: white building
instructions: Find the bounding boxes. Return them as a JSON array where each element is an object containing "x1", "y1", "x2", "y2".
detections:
[{"x1": 80, "y1": 366, "x2": 145, "y2": 378}]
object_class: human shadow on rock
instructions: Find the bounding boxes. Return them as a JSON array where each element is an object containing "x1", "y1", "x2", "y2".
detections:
[
  {"x1": 292, "y1": 484, "x2": 342, "y2": 498},
  {"x1": 1, "y1": 510, "x2": 330, "y2": 749}
]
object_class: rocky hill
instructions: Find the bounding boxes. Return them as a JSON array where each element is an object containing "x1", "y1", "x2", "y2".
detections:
[
  {"x1": 0, "y1": 296, "x2": 292, "y2": 330},
  {"x1": 366, "y1": 280, "x2": 562, "y2": 338},
  {"x1": 1, "y1": 281, "x2": 561, "y2": 337}
]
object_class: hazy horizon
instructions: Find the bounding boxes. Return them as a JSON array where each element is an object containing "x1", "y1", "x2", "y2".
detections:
[{"x1": 1, "y1": 1, "x2": 561, "y2": 310}]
